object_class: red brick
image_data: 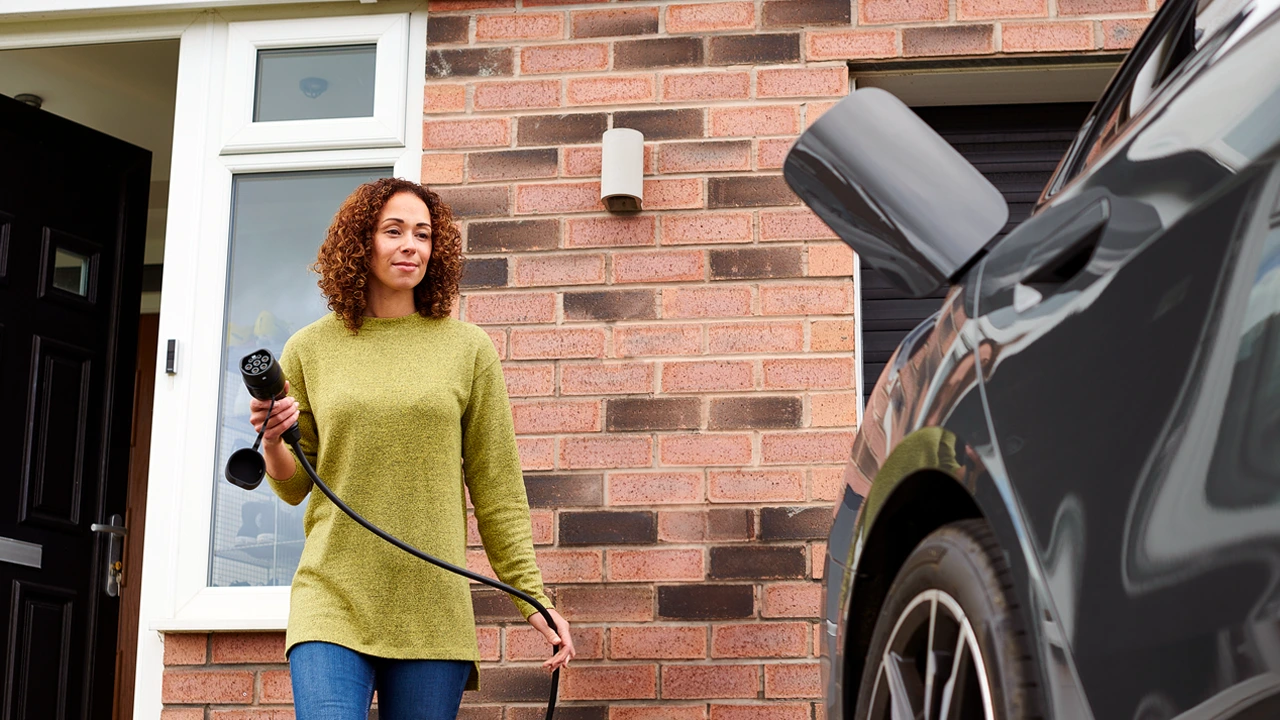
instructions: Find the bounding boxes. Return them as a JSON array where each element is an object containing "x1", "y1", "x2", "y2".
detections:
[
  {"x1": 812, "y1": 542, "x2": 827, "y2": 580},
  {"x1": 162, "y1": 711, "x2": 205, "y2": 720},
  {"x1": 763, "y1": 357, "x2": 854, "y2": 390},
  {"x1": 473, "y1": 80, "x2": 561, "y2": 111},
  {"x1": 709, "y1": 469, "x2": 805, "y2": 502},
  {"x1": 477, "y1": 626, "x2": 500, "y2": 661},
  {"x1": 662, "y1": 286, "x2": 753, "y2": 319},
  {"x1": 567, "y1": 215, "x2": 657, "y2": 248},
  {"x1": 475, "y1": 13, "x2": 564, "y2": 41},
  {"x1": 660, "y1": 433, "x2": 753, "y2": 466},
  {"x1": 757, "y1": 67, "x2": 848, "y2": 98},
  {"x1": 506, "y1": 625, "x2": 604, "y2": 661},
  {"x1": 563, "y1": 143, "x2": 656, "y2": 178},
  {"x1": 808, "y1": 243, "x2": 854, "y2": 276},
  {"x1": 1002, "y1": 22, "x2": 1094, "y2": 52},
  {"x1": 663, "y1": 664, "x2": 759, "y2": 699},
  {"x1": 764, "y1": 583, "x2": 822, "y2": 618},
  {"x1": 609, "y1": 472, "x2": 705, "y2": 505},
  {"x1": 708, "y1": 322, "x2": 804, "y2": 354},
  {"x1": 642, "y1": 178, "x2": 705, "y2": 211},
  {"x1": 561, "y1": 436, "x2": 653, "y2": 469},
  {"x1": 760, "y1": 210, "x2": 836, "y2": 241},
  {"x1": 161, "y1": 670, "x2": 253, "y2": 704},
  {"x1": 536, "y1": 548, "x2": 604, "y2": 582},
  {"x1": 711, "y1": 106, "x2": 800, "y2": 137},
  {"x1": 209, "y1": 711, "x2": 294, "y2": 720},
  {"x1": 465, "y1": 292, "x2": 557, "y2": 324},
  {"x1": 518, "y1": 436, "x2": 556, "y2": 470},
  {"x1": 558, "y1": 586, "x2": 655, "y2": 622},
  {"x1": 503, "y1": 364, "x2": 555, "y2": 397},
  {"x1": 259, "y1": 669, "x2": 292, "y2": 703},
  {"x1": 810, "y1": 467, "x2": 845, "y2": 501},
  {"x1": 958, "y1": 0, "x2": 1047, "y2": 17},
  {"x1": 567, "y1": 75, "x2": 656, "y2": 106},
  {"x1": 422, "y1": 153, "x2": 465, "y2": 184},
  {"x1": 485, "y1": 328, "x2": 507, "y2": 360},
  {"x1": 806, "y1": 30, "x2": 898, "y2": 60},
  {"x1": 612, "y1": 707, "x2": 706, "y2": 720},
  {"x1": 761, "y1": 432, "x2": 855, "y2": 464},
  {"x1": 757, "y1": 138, "x2": 795, "y2": 170},
  {"x1": 662, "y1": 212, "x2": 753, "y2": 245},
  {"x1": 811, "y1": 392, "x2": 858, "y2": 427},
  {"x1": 430, "y1": 0, "x2": 513, "y2": 8},
  {"x1": 424, "y1": 83, "x2": 467, "y2": 114},
  {"x1": 667, "y1": 2, "x2": 755, "y2": 33},
  {"x1": 532, "y1": 509, "x2": 555, "y2": 544},
  {"x1": 860, "y1": 0, "x2": 947, "y2": 23},
  {"x1": 423, "y1": 118, "x2": 509, "y2": 149},
  {"x1": 608, "y1": 548, "x2": 704, "y2": 581},
  {"x1": 1059, "y1": 0, "x2": 1145, "y2": 13},
  {"x1": 512, "y1": 400, "x2": 602, "y2": 434},
  {"x1": 660, "y1": 141, "x2": 752, "y2": 174},
  {"x1": 560, "y1": 664, "x2": 657, "y2": 700},
  {"x1": 659, "y1": 510, "x2": 707, "y2": 542},
  {"x1": 467, "y1": 548, "x2": 497, "y2": 578},
  {"x1": 513, "y1": 253, "x2": 605, "y2": 286},
  {"x1": 662, "y1": 360, "x2": 754, "y2": 392},
  {"x1": 713, "y1": 622, "x2": 808, "y2": 658},
  {"x1": 511, "y1": 328, "x2": 606, "y2": 359},
  {"x1": 521, "y1": 43, "x2": 609, "y2": 75},
  {"x1": 612, "y1": 626, "x2": 707, "y2": 659},
  {"x1": 809, "y1": 320, "x2": 853, "y2": 353},
  {"x1": 516, "y1": 182, "x2": 604, "y2": 214},
  {"x1": 561, "y1": 362, "x2": 654, "y2": 394},
  {"x1": 571, "y1": 7, "x2": 660, "y2": 38},
  {"x1": 210, "y1": 633, "x2": 284, "y2": 664},
  {"x1": 805, "y1": 101, "x2": 839, "y2": 130},
  {"x1": 612, "y1": 250, "x2": 705, "y2": 284},
  {"x1": 613, "y1": 325, "x2": 702, "y2": 357},
  {"x1": 662, "y1": 71, "x2": 751, "y2": 101},
  {"x1": 902, "y1": 24, "x2": 995, "y2": 57},
  {"x1": 710, "y1": 704, "x2": 811, "y2": 720},
  {"x1": 765, "y1": 663, "x2": 822, "y2": 698},
  {"x1": 1102, "y1": 18, "x2": 1149, "y2": 49},
  {"x1": 163, "y1": 633, "x2": 206, "y2": 665},
  {"x1": 761, "y1": 283, "x2": 852, "y2": 315}
]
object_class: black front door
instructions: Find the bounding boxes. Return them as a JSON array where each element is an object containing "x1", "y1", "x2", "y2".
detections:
[{"x1": 0, "y1": 93, "x2": 149, "y2": 720}]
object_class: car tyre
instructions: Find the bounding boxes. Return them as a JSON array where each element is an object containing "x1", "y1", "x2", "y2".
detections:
[{"x1": 853, "y1": 519, "x2": 1043, "y2": 720}]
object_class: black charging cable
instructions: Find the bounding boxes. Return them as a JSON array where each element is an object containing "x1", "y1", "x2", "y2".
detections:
[{"x1": 225, "y1": 349, "x2": 561, "y2": 720}]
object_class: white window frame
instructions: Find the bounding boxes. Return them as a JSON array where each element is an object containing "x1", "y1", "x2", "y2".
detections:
[
  {"x1": 148, "y1": 6, "x2": 424, "y2": 634},
  {"x1": 221, "y1": 13, "x2": 409, "y2": 154}
]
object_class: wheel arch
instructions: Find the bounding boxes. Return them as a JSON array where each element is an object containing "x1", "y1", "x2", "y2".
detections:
[{"x1": 841, "y1": 469, "x2": 984, "y2": 716}]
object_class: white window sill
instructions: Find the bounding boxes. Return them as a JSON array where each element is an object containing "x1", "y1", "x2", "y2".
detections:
[{"x1": 150, "y1": 585, "x2": 290, "y2": 633}]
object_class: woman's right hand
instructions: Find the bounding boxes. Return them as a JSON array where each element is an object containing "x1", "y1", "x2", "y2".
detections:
[{"x1": 249, "y1": 380, "x2": 300, "y2": 446}]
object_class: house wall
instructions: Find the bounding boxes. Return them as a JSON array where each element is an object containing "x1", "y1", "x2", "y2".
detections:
[{"x1": 157, "y1": 0, "x2": 1152, "y2": 718}]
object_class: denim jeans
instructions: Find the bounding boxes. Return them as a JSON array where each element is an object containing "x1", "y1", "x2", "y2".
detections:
[{"x1": 289, "y1": 641, "x2": 471, "y2": 720}]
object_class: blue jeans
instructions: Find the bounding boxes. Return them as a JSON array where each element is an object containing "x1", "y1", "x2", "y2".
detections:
[{"x1": 289, "y1": 641, "x2": 471, "y2": 720}]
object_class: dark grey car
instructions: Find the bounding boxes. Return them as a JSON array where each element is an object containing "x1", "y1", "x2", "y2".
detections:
[{"x1": 783, "y1": 0, "x2": 1280, "y2": 716}]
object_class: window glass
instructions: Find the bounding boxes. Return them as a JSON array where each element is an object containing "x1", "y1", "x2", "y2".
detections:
[
  {"x1": 254, "y1": 44, "x2": 377, "y2": 123},
  {"x1": 210, "y1": 168, "x2": 387, "y2": 588}
]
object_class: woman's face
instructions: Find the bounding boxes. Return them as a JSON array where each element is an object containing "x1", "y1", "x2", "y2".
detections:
[{"x1": 369, "y1": 191, "x2": 433, "y2": 295}]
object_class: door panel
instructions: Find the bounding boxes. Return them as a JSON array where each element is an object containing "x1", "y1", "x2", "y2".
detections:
[{"x1": 0, "y1": 93, "x2": 149, "y2": 720}]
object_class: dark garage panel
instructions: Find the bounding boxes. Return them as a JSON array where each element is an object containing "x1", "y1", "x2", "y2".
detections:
[{"x1": 859, "y1": 102, "x2": 1093, "y2": 401}]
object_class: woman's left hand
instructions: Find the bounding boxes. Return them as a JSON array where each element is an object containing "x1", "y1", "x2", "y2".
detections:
[{"x1": 527, "y1": 608, "x2": 575, "y2": 671}]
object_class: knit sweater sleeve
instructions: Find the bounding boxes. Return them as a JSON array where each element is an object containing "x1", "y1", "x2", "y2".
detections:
[
  {"x1": 265, "y1": 338, "x2": 318, "y2": 506},
  {"x1": 462, "y1": 342, "x2": 553, "y2": 619}
]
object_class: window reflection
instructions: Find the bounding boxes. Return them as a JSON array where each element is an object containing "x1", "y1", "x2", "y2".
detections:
[{"x1": 254, "y1": 44, "x2": 377, "y2": 123}]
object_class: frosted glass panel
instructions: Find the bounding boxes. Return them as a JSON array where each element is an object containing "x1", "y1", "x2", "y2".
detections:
[
  {"x1": 210, "y1": 168, "x2": 387, "y2": 587},
  {"x1": 254, "y1": 44, "x2": 377, "y2": 122}
]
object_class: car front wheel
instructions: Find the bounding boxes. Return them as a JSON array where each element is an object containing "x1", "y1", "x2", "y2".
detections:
[{"x1": 853, "y1": 519, "x2": 1043, "y2": 720}]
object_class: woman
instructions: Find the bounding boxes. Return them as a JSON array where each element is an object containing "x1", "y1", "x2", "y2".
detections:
[{"x1": 249, "y1": 178, "x2": 574, "y2": 719}]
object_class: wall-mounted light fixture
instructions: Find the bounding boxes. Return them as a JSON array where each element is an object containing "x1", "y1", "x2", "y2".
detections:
[
  {"x1": 299, "y1": 77, "x2": 329, "y2": 99},
  {"x1": 14, "y1": 94, "x2": 43, "y2": 109},
  {"x1": 601, "y1": 128, "x2": 644, "y2": 213}
]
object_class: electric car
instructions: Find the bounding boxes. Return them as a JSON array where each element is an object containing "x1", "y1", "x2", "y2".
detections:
[{"x1": 782, "y1": 0, "x2": 1280, "y2": 716}]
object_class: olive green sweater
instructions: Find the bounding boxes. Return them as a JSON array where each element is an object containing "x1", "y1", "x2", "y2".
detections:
[{"x1": 267, "y1": 312, "x2": 551, "y2": 690}]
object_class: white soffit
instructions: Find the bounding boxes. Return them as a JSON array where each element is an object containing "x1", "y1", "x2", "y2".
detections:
[{"x1": 857, "y1": 64, "x2": 1119, "y2": 107}]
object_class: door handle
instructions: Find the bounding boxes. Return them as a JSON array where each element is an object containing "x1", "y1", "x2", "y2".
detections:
[
  {"x1": 91, "y1": 514, "x2": 126, "y2": 597},
  {"x1": 1013, "y1": 199, "x2": 1111, "y2": 312}
]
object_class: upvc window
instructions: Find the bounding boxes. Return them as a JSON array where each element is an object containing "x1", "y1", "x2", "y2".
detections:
[{"x1": 149, "y1": 7, "x2": 426, "y2": 630}]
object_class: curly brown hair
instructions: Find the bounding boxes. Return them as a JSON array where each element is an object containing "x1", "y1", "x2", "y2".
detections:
[{"x1": 313, "y1": 178, "x2": 462, "y2": 332}]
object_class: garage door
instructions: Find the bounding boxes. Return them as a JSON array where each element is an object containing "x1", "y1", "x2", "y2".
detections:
[{"x1": 859, "y1": 102, "x2": 1093, "y2": 402}]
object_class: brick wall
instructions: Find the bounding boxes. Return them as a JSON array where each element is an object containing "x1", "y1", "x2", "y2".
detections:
[{"x1": 161, "y1": 0, "x2": 1153, "y2": 717}]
